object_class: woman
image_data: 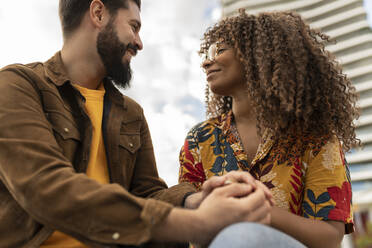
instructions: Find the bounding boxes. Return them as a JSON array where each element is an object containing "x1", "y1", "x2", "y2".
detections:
[{"x1": 179, "y1": 9, "x2": 359, "y2": 248}]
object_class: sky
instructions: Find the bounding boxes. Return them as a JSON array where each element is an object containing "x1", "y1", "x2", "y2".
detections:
[
  {"x1": 0, "y1": 1, "x2": 371, "y2": 187},
  {"x1": 0, "y1": 0, "x2": 221, "y2": 186}
]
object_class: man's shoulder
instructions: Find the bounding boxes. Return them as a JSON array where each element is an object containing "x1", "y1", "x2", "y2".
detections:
[
  {"x1": 121, "y1": 94, "x2": 145, "y2": 118},
  {"x1": 0, "y1": 61, "x2": 47, "y2": 87},
  {"x1": 1, "y1": 61, "x2": 44, "y2": 75},
  {"x1": 122, "y1": 95, "x2": 142, "y2": 109}
]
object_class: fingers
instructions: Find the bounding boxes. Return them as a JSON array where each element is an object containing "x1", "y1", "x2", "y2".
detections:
[
  {"x1": 214, "y1": 182, "x2": 254, "y2": 198},
  {"x1": 250, "y1": 202, "x2": 271, "y2": 224},
  {"x1": 201, "y1": 173, "x2": 275, "y2": 208},
  {"x1": 225, "y1": 171, "x2": 256, "y2": 188},
  {"x1": 201, "y1": 176, "x2": 226, "y2": 195},
  {"x1": 240, "y1": 188, "x2": 271, "y2": 224},
  {"x1": 256, "y1": 180, "x2": 275, "y2": 206},
  {"x1": 202, "y1": 171, "x2": 256, "y2": 194},
  {"x1": 240, "y1": 186, "x2": 267, "y2": 211}
]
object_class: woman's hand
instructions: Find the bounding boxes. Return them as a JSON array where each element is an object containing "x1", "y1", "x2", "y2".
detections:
[{"x1": 184, "y1": 171, "x2": 273, "y2": 209}]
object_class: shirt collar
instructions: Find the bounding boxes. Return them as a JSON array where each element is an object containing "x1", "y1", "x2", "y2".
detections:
[
  {"x1": 43, "y1": 51, "x2": 126, "y2": 109},
  {"x1": 221, "y1": 110, "x2": 234, "y2": 136},
  {"x1": 213, "y1": 110, "x2": 276, "y2": 165}
]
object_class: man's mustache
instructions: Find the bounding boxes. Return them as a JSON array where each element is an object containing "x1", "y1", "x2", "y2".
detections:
[{"x1": 126, "y1": 43, "x2": 138, "y2": 56}]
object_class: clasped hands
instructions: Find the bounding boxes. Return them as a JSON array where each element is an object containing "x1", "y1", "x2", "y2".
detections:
[{"x1": 184, "y1": 171, "x2": 274, "y2": 225}]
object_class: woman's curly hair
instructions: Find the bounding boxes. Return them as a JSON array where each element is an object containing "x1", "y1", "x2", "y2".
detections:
[{"x1": 200, "y1": 9, "x2": 359, "y2": 153}]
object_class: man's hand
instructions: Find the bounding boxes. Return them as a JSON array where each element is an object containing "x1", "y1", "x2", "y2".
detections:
[
  {"x1": 184, "y1": 171, "x2": 274, "y2": 209},
  {"x1": 184, "y1": 171, "x2": 256, "y2": 209},
  {"x1": 193, "y1": 183, "x2": 271, "y2": 245},
  {"x1": 153, "y1": 176, "x2": 272, "y2": 245}
]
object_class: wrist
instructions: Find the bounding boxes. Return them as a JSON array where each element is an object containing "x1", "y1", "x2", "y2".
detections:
[
  {"x1": 184, "y1": 192, "x2": 203, "y2": 209},
  {"x1": 269, "y1": 206, "x2": 281, "y2": 227},
  {"x1": 191, "y1": 208, "x2": 213, "y2": 244},
  {"x1": 168, "y1": 208, "x2": 209, "y2": 244}
]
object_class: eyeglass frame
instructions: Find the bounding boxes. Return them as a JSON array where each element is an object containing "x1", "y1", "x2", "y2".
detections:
[{"x1": 201, "y1": 41, "x2": 232, "y2": 63}]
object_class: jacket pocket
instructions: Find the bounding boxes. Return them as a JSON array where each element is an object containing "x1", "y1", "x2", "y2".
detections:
[
  {"x1": 47, "y1": 111, "x2": 80, "y2": 141},
  {"x1": 46, "y1": 111, "x2": 81, "y2": 163},
  {"x1": 118, "y1": 132, "x2": 141, "y2": 187},
  {"x1": 119, "y1": 132, "x2": 140, "y2": 154}
]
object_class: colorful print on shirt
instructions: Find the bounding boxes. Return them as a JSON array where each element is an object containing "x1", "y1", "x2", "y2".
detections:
[{"x1": 179, "y1": 111, "x2": 354, "y2": 233}]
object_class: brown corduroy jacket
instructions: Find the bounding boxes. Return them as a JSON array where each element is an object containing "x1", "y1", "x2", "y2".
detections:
[{"x1": 0, "y1": 52, "x2": 196, "y2": 248}]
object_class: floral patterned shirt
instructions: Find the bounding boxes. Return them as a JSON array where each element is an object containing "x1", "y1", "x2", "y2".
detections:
[{"x1": 179, "y1": 111, "x2": 354, "y2": 233}]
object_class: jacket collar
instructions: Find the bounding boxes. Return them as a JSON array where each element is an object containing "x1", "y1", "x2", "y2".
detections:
[
  {"x1": 44, "y1": 51, "x2": 126, "y2": 109},
  {"x1": 103, "y1": 78, "x2": 127, "y2": 109},
  {"x1": 44, "y1": 51, "x2": 70, "y2": 87}
]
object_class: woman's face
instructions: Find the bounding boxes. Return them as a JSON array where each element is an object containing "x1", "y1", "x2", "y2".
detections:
[{"x1": 201, "y1": 42, "x2": 246, "y2": 96}]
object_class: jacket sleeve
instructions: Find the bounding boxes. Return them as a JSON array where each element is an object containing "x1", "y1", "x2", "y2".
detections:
[
  {"x1": 0, "y1": 68, "x2": 173, "y2": 246},
  {"x1": 128, "y1": 113, "x2": 197, "y2": 205}
]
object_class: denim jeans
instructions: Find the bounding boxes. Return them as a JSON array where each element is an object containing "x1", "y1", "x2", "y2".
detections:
[{"x1": 209, "y1": 222, "x2": 306, "y2": 248}]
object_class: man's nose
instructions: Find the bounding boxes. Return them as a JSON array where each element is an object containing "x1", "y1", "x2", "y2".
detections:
[{"x1": 135, "y1": 34, "x2": 143, "y2": 51}]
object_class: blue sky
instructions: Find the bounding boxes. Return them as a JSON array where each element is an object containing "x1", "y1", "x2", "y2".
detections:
[{"x1": 365, "y1": 0, "x2": 372, "y2": 26}]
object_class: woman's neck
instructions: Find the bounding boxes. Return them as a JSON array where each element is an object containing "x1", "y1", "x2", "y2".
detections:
[{"x1": 231, "y1": 94, "x2": 256, "y2": 126}]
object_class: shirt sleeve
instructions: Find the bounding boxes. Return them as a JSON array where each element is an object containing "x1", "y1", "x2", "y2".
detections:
[
  {"x1": 302, "y1": 138, "x2": 354, "y2": 234},
  {"x1": 178, "y1": 127, "x2": 206, "y2": 190}
]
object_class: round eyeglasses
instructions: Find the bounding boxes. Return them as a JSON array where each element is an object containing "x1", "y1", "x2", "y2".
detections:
[
  {"x1": 202, "y1": 42, "x2": 219, "y2": 63},
  {"x1": 202, "y1": 42, "x2": 228, "y2": 63}
]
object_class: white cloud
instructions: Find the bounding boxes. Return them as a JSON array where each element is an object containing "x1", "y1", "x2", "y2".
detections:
[
  {"x1": 125, "y1": 0, "x2": 222, "y2": 185},
  {"x1": 0, "y1": 0, "x2": 221, "y2": 187},
  {"x1": 0, "y1": 2, "x2": 61, "y2": 66}
]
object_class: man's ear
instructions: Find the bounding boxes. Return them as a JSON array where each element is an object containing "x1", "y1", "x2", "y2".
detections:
[{"x1": 89, "y1": 0, "x2": 109, "y2": 28}]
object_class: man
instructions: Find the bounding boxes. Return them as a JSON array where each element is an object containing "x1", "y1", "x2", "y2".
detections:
[{"x1": 0, "y1": 0, "x2": 281, "y2": 247}]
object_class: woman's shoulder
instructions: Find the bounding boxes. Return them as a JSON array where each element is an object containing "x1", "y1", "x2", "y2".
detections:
[
  {"x1": 188, "y1": 116, "x2": 222, "y2": 132},
  {"x1": 272, "y1": 131, "x2": 335, "y2": 163},
  {"x1": 302, "y1": 134, "x2": 337, "y2": 154},
  {"x1": 185, "y1": 116, "x2": 224, "y2": 141}
]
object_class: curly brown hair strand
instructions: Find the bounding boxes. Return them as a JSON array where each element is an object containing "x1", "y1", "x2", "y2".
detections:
[{"x1": 200, "y1": 10, "x2": 359, "y2": 153}]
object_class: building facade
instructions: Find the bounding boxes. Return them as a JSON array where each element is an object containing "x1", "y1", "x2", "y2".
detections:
[{"x1": 221, "y1": 0, "x2": 372, "y2": 246}]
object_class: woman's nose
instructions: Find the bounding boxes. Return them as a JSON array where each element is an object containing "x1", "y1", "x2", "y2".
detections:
[{"x1": 201, "y1": 58, "x2": 213, "y2": 71}]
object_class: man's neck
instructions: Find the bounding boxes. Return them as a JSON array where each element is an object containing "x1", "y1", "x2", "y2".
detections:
[{"x1": 61, "y1": 38, "x2": 104, "y2": 90}]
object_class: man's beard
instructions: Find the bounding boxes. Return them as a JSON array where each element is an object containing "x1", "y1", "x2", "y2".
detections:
[{"x1": 96, "y1": 19, "x2": 133, "y2": 89}]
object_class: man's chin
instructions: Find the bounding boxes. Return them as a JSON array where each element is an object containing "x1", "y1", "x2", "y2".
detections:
[
  {"x1": 103, "y1": 60, "x2": 132, "y2": 89},
  {"x1": 109, "y1": 72, "x2": 132, "y2": 89},
  {"x1": 122, "y1": 54, "x2": 133, "y2": 64}
]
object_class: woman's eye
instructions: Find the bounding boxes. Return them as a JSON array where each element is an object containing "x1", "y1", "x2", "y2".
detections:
[{"x1": 216, "y1": 48, "x2": 226, "y2": 54}]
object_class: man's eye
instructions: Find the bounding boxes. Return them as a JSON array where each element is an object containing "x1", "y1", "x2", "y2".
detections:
[{"x1": 131, "y1": 25, "x2": 138, "y2": 32}]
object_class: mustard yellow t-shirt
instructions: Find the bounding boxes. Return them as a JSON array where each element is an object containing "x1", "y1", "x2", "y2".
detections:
[{"x1": 41, "y1": 83, "x2": 109, "y2": 247}]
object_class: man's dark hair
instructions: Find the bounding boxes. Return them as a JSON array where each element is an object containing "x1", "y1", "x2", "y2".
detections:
[{"x1": 59, "y1": 0, "x2": 141, "y2": 37}]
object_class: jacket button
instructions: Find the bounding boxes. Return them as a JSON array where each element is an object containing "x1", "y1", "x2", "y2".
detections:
[
  {"x1": 64, "y1": 128, "x2": 69, "y2": 133},
  {"x1": 129, "y1": 143, "x2": 134, "y2": 148},
  {"x1": 112, "y1": 232, "x2": 120, "y2": 240}
]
